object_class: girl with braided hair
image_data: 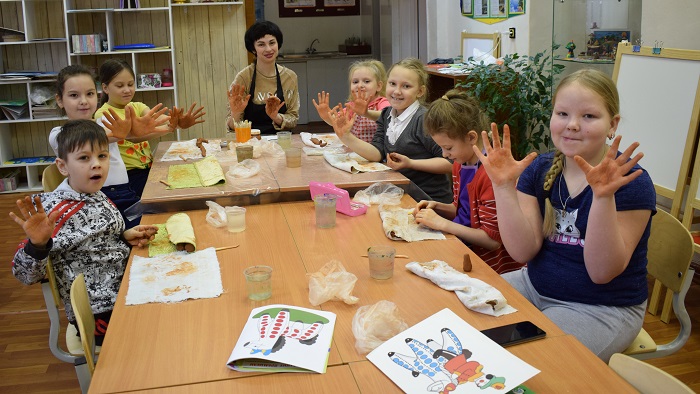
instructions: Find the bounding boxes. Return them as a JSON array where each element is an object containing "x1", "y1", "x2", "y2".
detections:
[{"x1": 475, "y1": 68, "x2": 655, "y2": 362}]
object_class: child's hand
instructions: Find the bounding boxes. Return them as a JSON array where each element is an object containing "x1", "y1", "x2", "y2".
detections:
[
  {"x1": 312, "y1": 91, "x2": 335, "y2": 124},
  {"x1": 348, "y1": 89, "x2": 370, "y2": 117},
  {"x1": 9, "y1": 196, "x2": 59, "y2": 248},
  {"x1": 574, "y1": 135, "x2": 644, "y2": 199},
  {"x1": 475, "y1": 123, "x2": 537, "y2": 188},
  {"x1": 329, "y1": 105, "x2": 356, "y2": 139},
  {"x1": 386, "y1": 152, "x2": 411, "y2": 170},
  {"x1": 123, "y1": 225, "x2": 159, "y2": 248},
  {"x1": 413, "y1": 200, "x2": 437, "y2": 216},
  {"x1": 177, "y1": 103, "x2": 206, "y2": 129},
  {"x1": 265, "y1": 95, "x2": 285, "y2": 123},
  {"x1": 102, "y1": 107, "x2": 131, "y2": 139},
  {"x1": 131, "y1": 104, "x2": 171, "y2": 137},
  {"x1": 227, "y1": 84, "x2": 250, "y2": 113},
  {"x1": 414, "y1": 208, "x2": 447, "y2": 231},
  {"x1": 167, "y1": 106, "x2": 182, "y2": 131}
]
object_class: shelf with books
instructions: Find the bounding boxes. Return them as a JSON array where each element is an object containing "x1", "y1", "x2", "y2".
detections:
[{"x1": 0, "y1": 1, "x2": 67, "y2": 192}]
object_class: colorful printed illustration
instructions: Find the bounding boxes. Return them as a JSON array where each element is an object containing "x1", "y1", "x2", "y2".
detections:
[
  {"x1": 387, "y1": 328, "x2": 506, "y2": 392},
  {"x1": 243, "y1": 308, "x2": 328, "y2": 356},
  {"x1": 367, "y1": 309, "x2": 539, "y2": 393}
]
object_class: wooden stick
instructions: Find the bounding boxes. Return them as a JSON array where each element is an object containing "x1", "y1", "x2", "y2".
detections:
[
  {"x1": 180, "y1": 155, "x2": 187, "y2": 161},
  {"x1": 361, "y1": 254, "x2": 409, "y2": 259},
  {"x1": 215, "y1": 245, "x2": 240, "y2": 251},
  {"x1": 160, "y1": 180, "x2": 171, "y2": 187}
]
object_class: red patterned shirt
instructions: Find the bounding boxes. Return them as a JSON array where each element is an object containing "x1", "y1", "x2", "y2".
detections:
[{"x1": 350, "y1": 96, "x2": 390, "y2": 142}]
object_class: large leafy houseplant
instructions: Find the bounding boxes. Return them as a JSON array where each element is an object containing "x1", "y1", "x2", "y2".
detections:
[{"x1": 458, "y1": 46, "x2": 565, "y2": 159}]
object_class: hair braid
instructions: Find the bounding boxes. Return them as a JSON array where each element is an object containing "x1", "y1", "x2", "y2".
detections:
[{"x1": 542, "y1": 151, "x2": 564, "y2": 237}]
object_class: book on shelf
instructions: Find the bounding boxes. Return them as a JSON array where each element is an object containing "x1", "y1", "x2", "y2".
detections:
[
  {"x1": 0, "y1": 100, "x2": 29, "y2": 120},
  {"x1": 226, "y1": 304, "x2": 336, "y2": 373},
  {"x1": 71, "y1": 34, "x2": 104, "y2": 54},
  {"x1": 0, "y1": 71, "x2": 58, "y2": 81},
  {"x1": 0, "y1": 27, "x2": 25, "y2": 42},
  {"x1": 366, "y1": 308, "x2": 540, "y2": 393}
]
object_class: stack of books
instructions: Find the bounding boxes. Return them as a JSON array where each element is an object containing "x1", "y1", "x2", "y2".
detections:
[{"x1": 0, "y1": 100, "x2": 29, "y2": 120}]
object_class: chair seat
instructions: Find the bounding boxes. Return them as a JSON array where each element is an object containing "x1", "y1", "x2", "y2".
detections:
[
  {"x1": 66, "y1": 324, "x2": 101, "y2": 356},
  {"x1": 623, "y1": 328, "x2": 658, "y2": 355}
]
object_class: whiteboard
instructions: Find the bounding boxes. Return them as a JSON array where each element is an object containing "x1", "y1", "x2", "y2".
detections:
[
  {"x1": 613, "y1": 45, "x2": 700, "y2": 216},
  {"x1": 461, "y1": 32, "x2": 500, "y2": 61}
]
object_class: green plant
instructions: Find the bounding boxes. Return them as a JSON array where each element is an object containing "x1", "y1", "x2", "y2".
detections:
[{"x1": 458, "y1": 46, "x2": 565, "y2": 159}]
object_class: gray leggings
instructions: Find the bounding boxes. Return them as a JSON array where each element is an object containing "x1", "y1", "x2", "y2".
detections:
[{"x1": 502, "y1": 268, "x2": 646, "y2": 363}]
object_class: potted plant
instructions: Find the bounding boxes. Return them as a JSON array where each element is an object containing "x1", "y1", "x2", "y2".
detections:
[{"x1": 458, "y1": 46, "x2": 565, "y2": 159}]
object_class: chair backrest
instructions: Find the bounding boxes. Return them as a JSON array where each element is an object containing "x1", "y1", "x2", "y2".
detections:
[
  {"x1": 647, "y1": 209, "x2": 694, "y2": 293},
  {"x1": 630, "y1": 209, "x2": 695, "y2": 359},
  {"x1": 42, "y1": 163, "x2": 65, "y2": 192},
  {"x1": 609, "y1": 353, "x2": 694, "y2": 393},
  {"x1": 70, "y1": 274, "x2": 96, "y2": 376}
]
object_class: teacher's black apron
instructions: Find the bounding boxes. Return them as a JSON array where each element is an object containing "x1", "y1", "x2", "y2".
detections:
[{"x1": 244, "y1": 64, "x2": 288, "y2": 135}]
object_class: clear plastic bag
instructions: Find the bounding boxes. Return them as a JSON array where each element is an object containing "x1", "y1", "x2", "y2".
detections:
[
  {"x1": 205, "y1": 200, "x2": 227, "y2": 228},
  {"x1": 227, "y1": 159, "x2": 261, "y2": 179},
  {"x1": 307, "y1": 260, "x2": 359, "y2": 306},
  {"x1": 352, "y1": 300, "x2": 408, "y2": 354},
  {"x1": 353, "y1": 182, "x2": 404, "y2": 206}
]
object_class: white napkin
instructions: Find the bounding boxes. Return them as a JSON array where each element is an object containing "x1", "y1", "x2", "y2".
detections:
[
  {"x1": 323, "y1": 152, "x2": 392, "y2": 174},
  {"x1": 126, "y1": 247, "x2": 223, "y2": 305},
  {"x1": 300, "y1": 132, "x2": 344, "y2": 148},
  {"x1": 406, "y1": 260, "x2": 517, "y2": 316},
  {"x1": 161, "y1": 139, "x2": 221, "y2": 161},
  {"x1": 378, "y1": 205, "x2": 446, "y2": 242}
]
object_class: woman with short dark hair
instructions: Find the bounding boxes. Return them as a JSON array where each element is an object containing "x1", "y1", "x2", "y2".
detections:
[{"x1": 226, "y1": 21, "x2": 299, "y2": 134}]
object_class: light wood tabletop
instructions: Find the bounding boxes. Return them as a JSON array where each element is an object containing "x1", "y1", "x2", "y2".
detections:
[
  {"x1": 140, "y1": 141, "x2": 281, "y2": 210},
  {"x1": 265, "y1": 135, "x2": 409, "y2": 195},
  {"x1": 135, "y1": 364, "x2": 360, "y2": 393},
  {"x1": 89, "y1": 197, "x2": 633, "y2": 393},
  {"x1": 88, "y1": 205, "x2": 343, "y2": 393},
  {"x1": 279, "y1": 195, "x2": 566, "y2": 364},
  {"x1": 141, "y1": 136, "x2": 410, "y2": 210}
]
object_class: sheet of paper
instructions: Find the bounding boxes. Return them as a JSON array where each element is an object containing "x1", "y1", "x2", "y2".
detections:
[
  {"x1": 126, "y1": 247, "x2": 223, "y2": 305},
  {"x1": 161, "y1": 139, "x2": 221, "y2": 161},
  {"x1": 367, "y1": 308, "x2": 539, "y2": 393},
  {"x1": 323, "y1": 152, "x2": 392, "y2": 173},
  {"x1": 379, "y1": 205, "x2": 446, "y2": 242}
]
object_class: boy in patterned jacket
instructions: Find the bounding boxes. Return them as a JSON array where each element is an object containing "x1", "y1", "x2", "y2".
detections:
[{"x1": 10, "y1": 120, "x2": 157, "y2": 345}]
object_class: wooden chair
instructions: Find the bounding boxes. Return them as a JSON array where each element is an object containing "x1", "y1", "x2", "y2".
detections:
[
  {"x1": 42, "y1": 163, "x2": 65, "y2": 192},
  {"x1": 40, "y1": 163, "x2": 94, "y2": 392},
  {"x1": 623, "y1": 209, "x2": 695, "y2": 359},
  {"x1": 70, "y1": 274, "x2": 97, "y2": 385},
  {"x1": 609, "y1": 353, "x2": 694, "y2": 393}
]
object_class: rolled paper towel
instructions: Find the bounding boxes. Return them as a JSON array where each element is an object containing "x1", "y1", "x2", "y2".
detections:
[{"x1": 166, "y1": 213, "x2": 196, "y2": 252}]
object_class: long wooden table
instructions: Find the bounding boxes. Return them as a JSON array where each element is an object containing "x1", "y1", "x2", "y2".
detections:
[
  {"x1": 89, "y1": 197, "x2": 635, "y2": 393},
  {"x1": 141, "y1": 136, "x2": 410, "y2": 210}
]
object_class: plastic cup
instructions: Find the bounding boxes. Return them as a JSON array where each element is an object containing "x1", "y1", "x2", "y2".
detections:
[
  {"x1": 236, "y1": 145, "x2": 254, "y2": 162},
  {"x1": 277, "y1": 131, "x2": 292, "y2": 149},
  {"x1": 368, "y1": 245, "x2": 395, "y2": 279},
  {"x1": 225, "y1": 206, "x2": 246, "y2": 233},
  {"x1": 314, "y1": 195, "x2": 337, "y2": 228},
  {"x1": 251, "y1": 129, "x2": 261, "y2": 140},
  {"x1": 243, "y1": 265, "x2": 272, "y2": 301},
  {"x1": 284, "y1": 147, "x2": 302, "y2": 168},
  {"x1": 235, "y1": 125, "x2": 251, "y2": 143}
]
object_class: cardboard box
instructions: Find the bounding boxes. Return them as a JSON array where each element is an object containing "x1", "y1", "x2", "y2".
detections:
[
  {"x1": 137, "y1": 73, "x2": 162, "y2": 89},
  {"x1": 0, "y1": 168, "x2": 20, "y2": 192}
]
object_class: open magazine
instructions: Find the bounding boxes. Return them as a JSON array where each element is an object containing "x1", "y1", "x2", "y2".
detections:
[
  {"x1": 227, "y1": 305, "x2": 336, "y2": 373},
  {"x1": 367, "y1": 308, "x2": 540, "y2": 393}
]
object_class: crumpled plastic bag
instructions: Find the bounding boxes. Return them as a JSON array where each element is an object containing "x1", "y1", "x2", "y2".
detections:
[
  {"x1": 353, "y1": 182, "x2": 404, "y2": 206},
  {"x1": 227, "y1": 159, "x2": 261, "y2": 179},
  {"x1": 205, "y1": 200, "x2": 227, "y2": 228},
  {"x1": 307, "y1": 260, "x2": 359, "y2": 306},
  {"x1": 352, "y1": 300, "x2": 409, "y2": 354}
]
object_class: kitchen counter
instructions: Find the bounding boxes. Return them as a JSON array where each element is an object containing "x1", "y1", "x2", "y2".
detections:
[{"x1": 277, "y1": 52, "x2": 369, "y2": 62}]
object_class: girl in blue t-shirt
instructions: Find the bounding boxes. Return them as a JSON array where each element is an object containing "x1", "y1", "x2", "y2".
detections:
[{"x1": 475, "y1": 68, "x2": 656, "y2": 362}]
